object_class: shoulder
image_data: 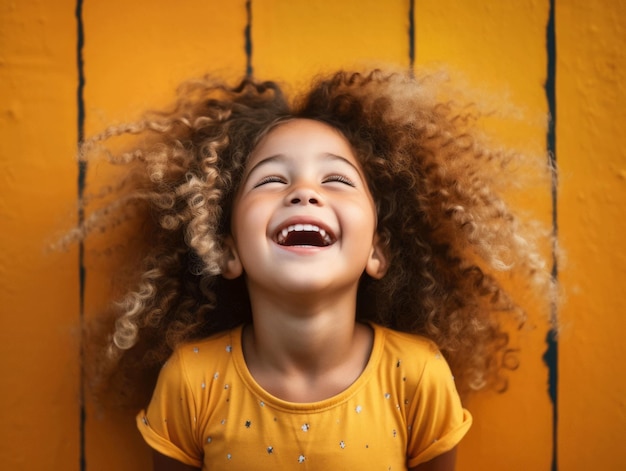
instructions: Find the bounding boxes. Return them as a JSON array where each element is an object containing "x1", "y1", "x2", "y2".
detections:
[
  {"x1": 174, "y1": 328, "x2": 236, "y2": 361},
  {"x1": 161, "y1": 327, "x2": 240, "y2": 382},
  {"x1": 373, "y1": 324, "x2": 441, "y2": 363},
  {"x1": 372, "y1": 324, "x2": 454, "y2": 386}
]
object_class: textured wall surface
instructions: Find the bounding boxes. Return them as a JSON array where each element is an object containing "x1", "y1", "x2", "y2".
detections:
[
  {"x1": 557, "y1": 2, "x2": 626, "y2": 468},
  {"x1": 0, "y1": 1, "x2": 624, "y2": 470}
]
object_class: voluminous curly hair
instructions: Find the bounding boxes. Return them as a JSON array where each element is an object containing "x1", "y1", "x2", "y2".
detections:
[{"x1": 68, "y1": 69, "x2": 554, "y2": 407}]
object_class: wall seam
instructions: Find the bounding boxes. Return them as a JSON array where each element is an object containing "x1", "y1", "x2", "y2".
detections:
[
  {"x1": 245, "y1": 0, "x2": 253, "y2": 77},
  {"x1": 408, "y1": 0, "x2": 415, "y2": 70},
  {"x1": 75, "y1": 1, "x2": 87, "y2": 470},
  {"x1": 543, "y1": 0, "x2": 558, "y2": 470}
]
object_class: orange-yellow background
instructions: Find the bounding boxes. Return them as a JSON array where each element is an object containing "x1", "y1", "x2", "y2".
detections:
[{"x1": 1, "y1": 1, "x2": 625, "y2": 470}]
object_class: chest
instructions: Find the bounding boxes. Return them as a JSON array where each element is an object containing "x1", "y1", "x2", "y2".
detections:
[{"x1": 197, "y1": 378, "x2": 411, "y2": 470}]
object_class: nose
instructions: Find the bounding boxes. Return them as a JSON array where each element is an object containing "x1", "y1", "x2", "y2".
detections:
[{"x1": 285, "y1": 184, "x2": 322, "y2": 206}]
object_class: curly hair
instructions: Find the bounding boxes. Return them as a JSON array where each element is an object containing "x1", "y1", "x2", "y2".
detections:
[{"x1": 68, "y1": 69, "x2": 555, "y2": 407}]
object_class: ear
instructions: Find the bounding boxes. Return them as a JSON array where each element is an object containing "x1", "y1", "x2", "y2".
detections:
[
  {"x1": 221, "y1": 236, "x2": 243, "y2": 280},
  {"x1": 365, "y1": 234, "x2": 389, "y2": 280}
]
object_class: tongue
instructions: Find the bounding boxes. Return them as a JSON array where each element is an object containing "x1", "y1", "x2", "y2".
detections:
[{"x1": 284, "y1": 231, "x2": 325, "y2": 247}]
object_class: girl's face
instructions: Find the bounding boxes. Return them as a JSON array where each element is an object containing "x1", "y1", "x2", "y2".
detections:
[{"x1": 222, "y1": 119, "x2": 387, "y2": 299}]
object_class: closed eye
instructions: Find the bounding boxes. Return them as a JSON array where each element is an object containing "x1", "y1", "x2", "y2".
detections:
[
  {"x1": 323, "y1": 174, "x2": 356, "y2": 187},
  {"x1": 253, "y1": 176, "x2": 287, "y2": 188}
]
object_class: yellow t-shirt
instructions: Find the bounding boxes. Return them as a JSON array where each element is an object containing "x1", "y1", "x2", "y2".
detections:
[{"x1": 137, "y1": 323, "x2": 471, "y2": 470}]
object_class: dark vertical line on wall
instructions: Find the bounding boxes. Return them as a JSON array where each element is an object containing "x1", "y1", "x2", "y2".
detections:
[
  {"x1": 408, "y1": 0, "x2": 415, "y2": 70},
  {"x1": 543, "y1": 0, "x2": 558, "y2": 470},
  {"x1": 75, "y1": 1, "x2": 87, "y2": 470},
  {"x1": 245, "y1": 0, "x2": 253, "y2": 77}
]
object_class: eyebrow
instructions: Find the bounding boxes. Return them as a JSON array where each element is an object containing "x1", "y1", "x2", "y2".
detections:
[
  {"x1": 244, "y1": 154, "x2": 286, "y2": 178},
  {"x1": 245, "y1": 152, "x2": 362, "y2": 179}
]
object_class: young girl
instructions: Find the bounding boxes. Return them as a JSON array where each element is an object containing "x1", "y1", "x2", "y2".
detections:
[{"x1": 74, "y1": 69, "x2": 553, "y2": 470}]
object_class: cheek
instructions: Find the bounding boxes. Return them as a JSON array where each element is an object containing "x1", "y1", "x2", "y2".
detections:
[
  {"x1": 231, "y1": 198, "x2": 269, "y2": 243},
  {"x1": 346, "y1": 197, "x2": 378, "y2": 230}
]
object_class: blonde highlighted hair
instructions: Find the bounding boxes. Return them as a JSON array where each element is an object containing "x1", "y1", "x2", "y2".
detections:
[{"x1": 68, "y1": 69, "x2": 555, "y2": 405}]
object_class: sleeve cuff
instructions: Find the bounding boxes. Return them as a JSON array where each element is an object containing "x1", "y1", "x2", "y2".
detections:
[
  {"x1": 407, "y1": 408, "x2": 472, "y2": 467},
  {"x1": 136, "y1": 411, "x2": 203, "y2": 468}
]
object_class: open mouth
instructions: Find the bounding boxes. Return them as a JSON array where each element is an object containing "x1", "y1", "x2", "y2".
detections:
[{"x1": 275, "y1": 224, "x2": 335, "y2": 247}]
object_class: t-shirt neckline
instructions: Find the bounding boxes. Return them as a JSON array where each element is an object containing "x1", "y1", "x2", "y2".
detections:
[{"x1": 230, "y1": 322, "x2": 385, "y2": 413}]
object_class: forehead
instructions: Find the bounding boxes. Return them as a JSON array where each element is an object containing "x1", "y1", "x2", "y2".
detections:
[{"x1": 249, "y1": 118, "x2": 355, "y2": 161}]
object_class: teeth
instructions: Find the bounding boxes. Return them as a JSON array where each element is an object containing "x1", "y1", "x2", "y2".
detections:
[{"x1": 276, "y1": 224, "x2": 333, "y2": 245}]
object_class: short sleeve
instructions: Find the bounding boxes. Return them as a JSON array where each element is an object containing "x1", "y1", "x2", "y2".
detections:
[
  {"x1": 136, "y1": 351, "x2": 203, "y2": 467},
  {"x1": 406, "y1": 348, "x2": 472, "y2": 467}
]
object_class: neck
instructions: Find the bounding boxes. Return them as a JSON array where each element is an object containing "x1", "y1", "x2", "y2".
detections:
[
  {"x1": 241, "y1": 285, "x2": 373, "y2": 402},
  {"x1": 246, "y1": 288, "x2": 359, "y2": 372}
]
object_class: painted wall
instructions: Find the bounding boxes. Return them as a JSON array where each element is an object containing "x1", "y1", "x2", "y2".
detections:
[{"x1": 1, "y1": 1, "x2": 624, "y2": 470}]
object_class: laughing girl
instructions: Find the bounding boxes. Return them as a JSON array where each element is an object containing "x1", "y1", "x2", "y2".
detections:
[{"x1": 72, "y1": 69, "x2": 553, "y2": 470}]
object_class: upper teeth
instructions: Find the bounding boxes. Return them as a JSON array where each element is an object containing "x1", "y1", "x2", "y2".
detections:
[{"x1": 277, "y1": 224, "x2": 332, "y2": 245}]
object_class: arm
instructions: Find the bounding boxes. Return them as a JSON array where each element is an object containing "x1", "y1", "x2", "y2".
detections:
[
  {"x1": 410, "y1": 447, "x2": 457, "y2": 471},
  {"x1": 153, "y1": 451, "x2": 201, "y2": 471}
]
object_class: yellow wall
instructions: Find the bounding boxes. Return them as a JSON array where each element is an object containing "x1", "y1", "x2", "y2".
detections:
[{"x1": 1, "y1": 1, "x2": 624, "y2": 469}]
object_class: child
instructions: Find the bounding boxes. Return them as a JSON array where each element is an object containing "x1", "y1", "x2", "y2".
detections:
[{"x1": 74, "y1": 69, "x2": 553, "y2": 470}]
